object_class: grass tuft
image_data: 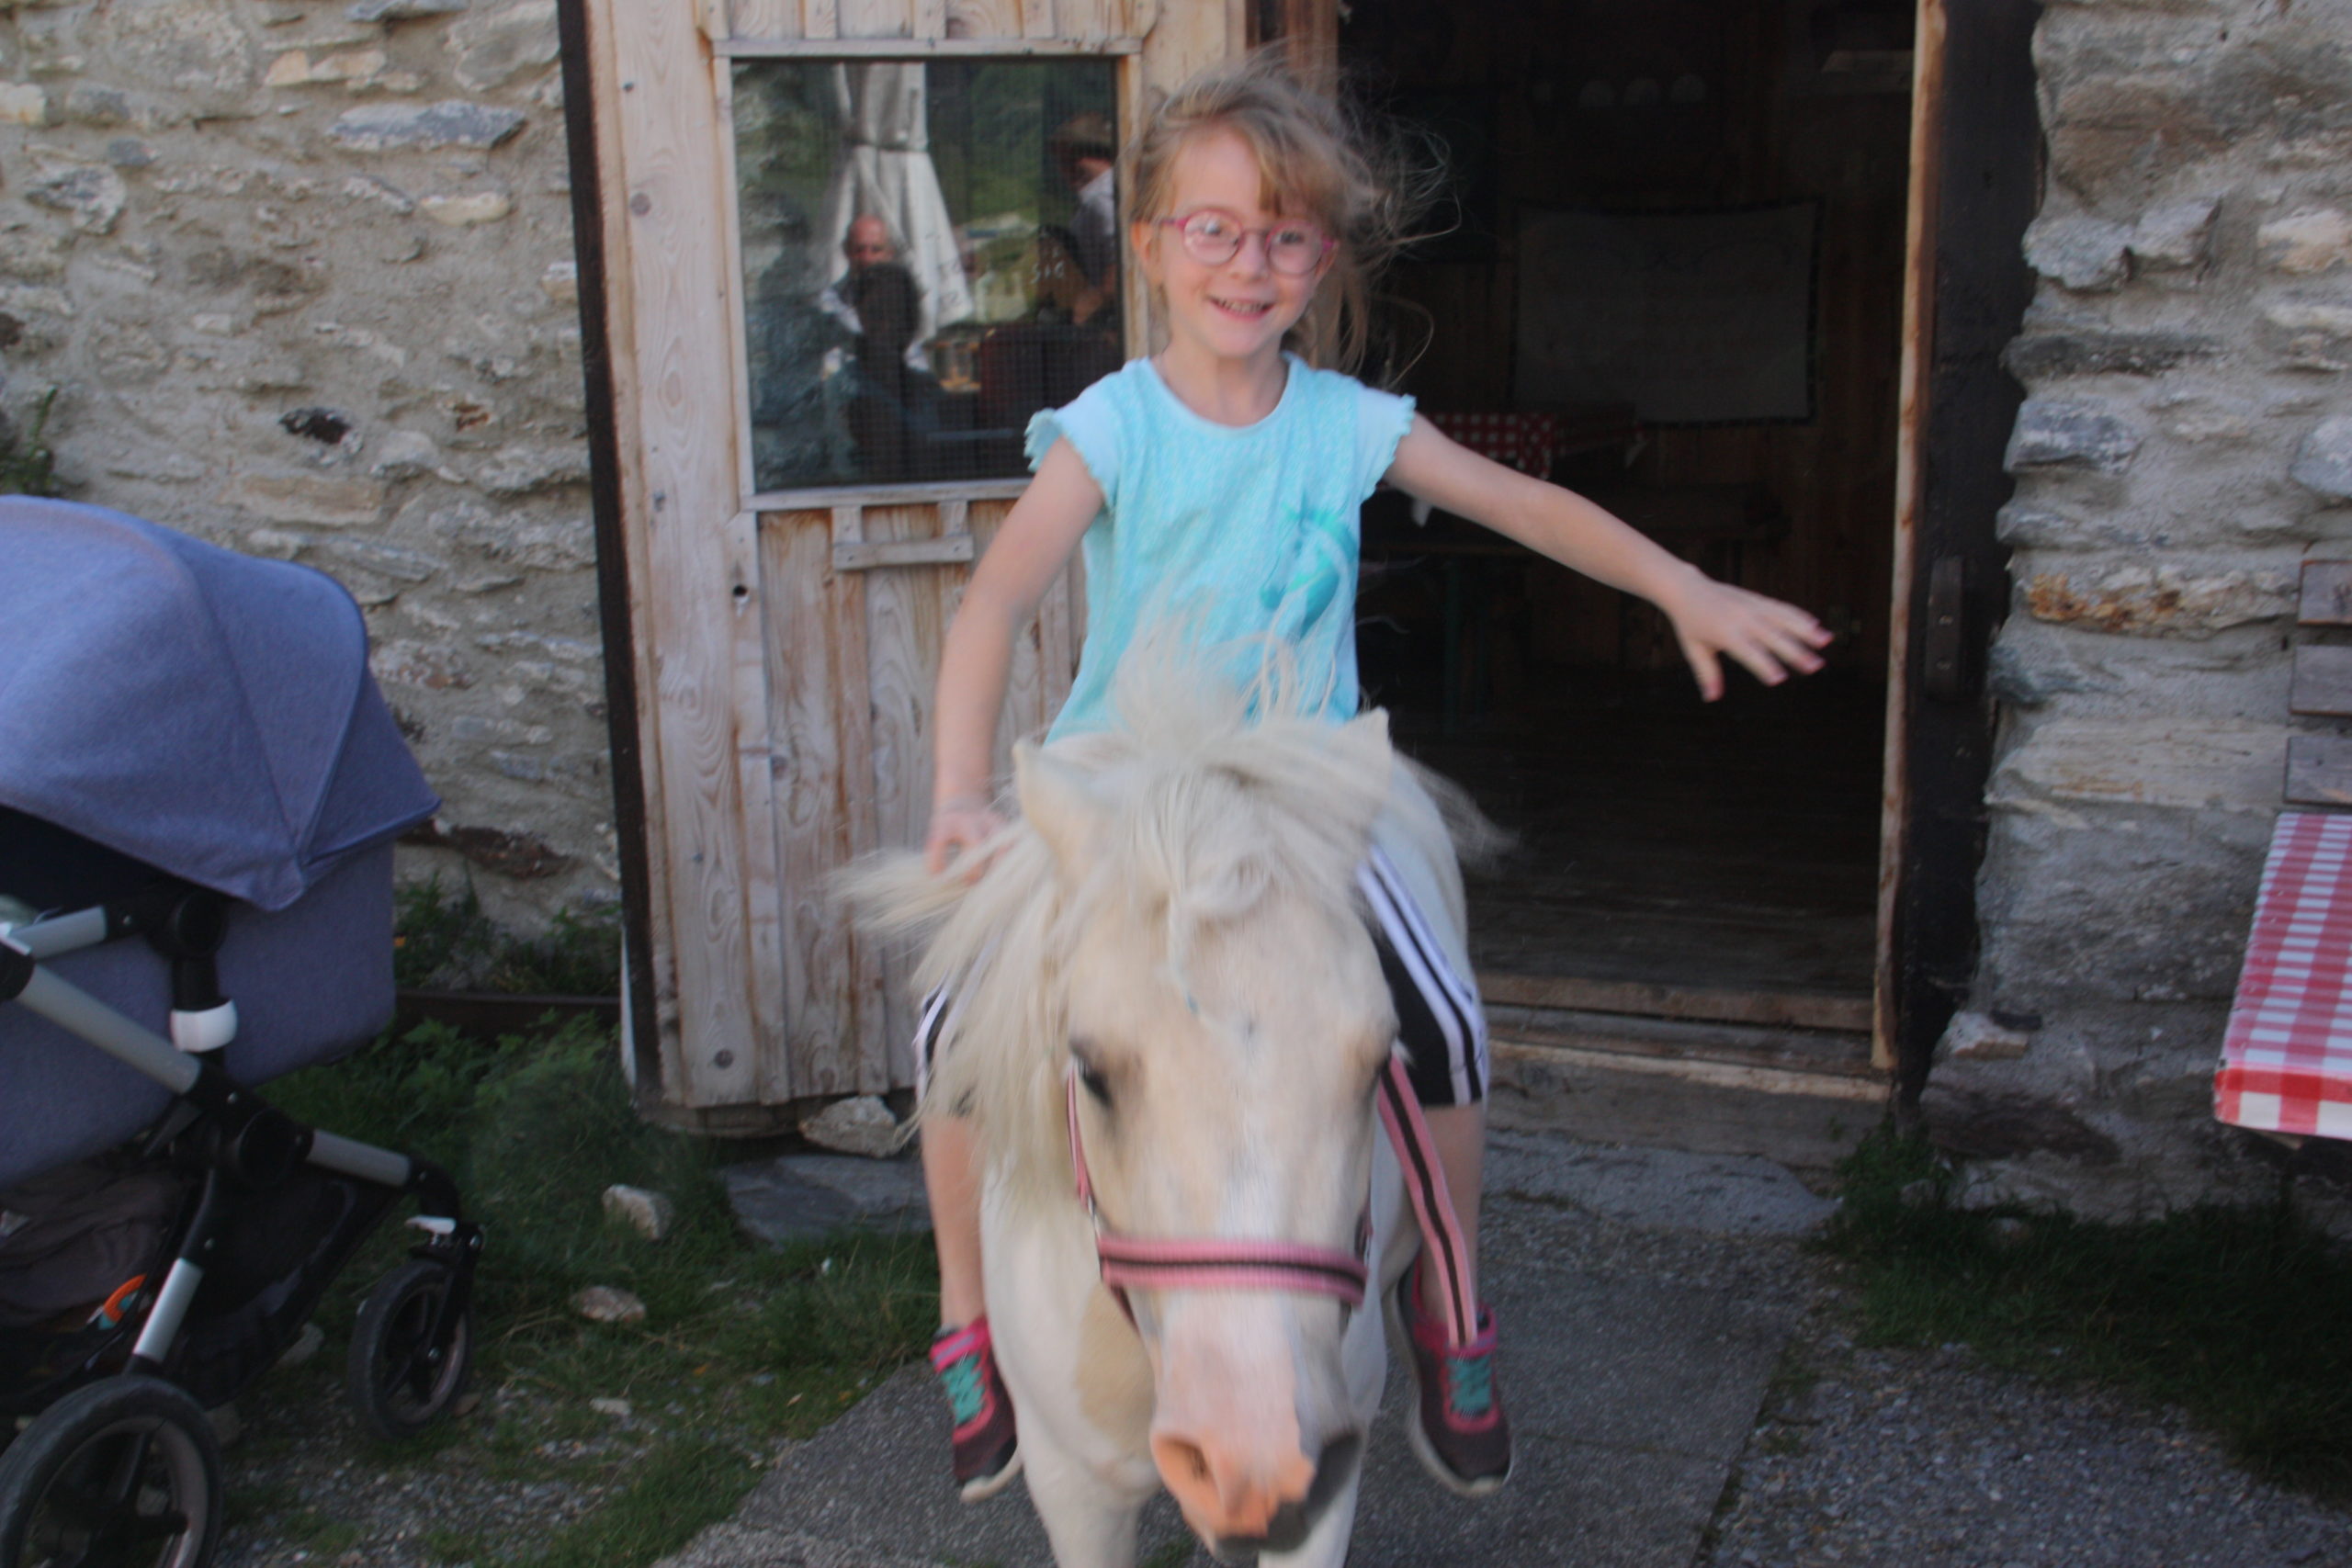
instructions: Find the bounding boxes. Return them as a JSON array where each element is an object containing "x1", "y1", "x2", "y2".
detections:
[
  {"x1": 1824, "y1": 1126, "x2": 2352, "y2": 1498},
  {"x1": 510, "y1": 1438, "x2": 760, "y2": 1568},
  {"x1": 261, "y1": 1016, "x2": 938, "y2": 1563}
]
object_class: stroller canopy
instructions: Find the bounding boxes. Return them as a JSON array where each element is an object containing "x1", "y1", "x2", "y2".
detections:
[{"x1": 0, "y1": 500, "x2": 438, "y2": 911}]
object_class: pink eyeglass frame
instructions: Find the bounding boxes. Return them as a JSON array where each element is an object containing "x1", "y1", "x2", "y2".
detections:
[{"x1": 1156, "y1": 209, "x2": 1336, "y2": 274}]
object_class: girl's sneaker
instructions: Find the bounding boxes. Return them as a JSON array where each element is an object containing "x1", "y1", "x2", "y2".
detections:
[
  {"x1": 929, "y1": 1317, "x2": 1022, "y2": 1501},
  {"x1": 1387, "y1": 1264, "x2": 1513, "y2": 1496}
]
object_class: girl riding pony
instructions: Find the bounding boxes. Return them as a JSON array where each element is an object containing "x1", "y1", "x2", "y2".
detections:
[{"x1": 916, "y1": 53, "x2": 1830, "y2": 1506}]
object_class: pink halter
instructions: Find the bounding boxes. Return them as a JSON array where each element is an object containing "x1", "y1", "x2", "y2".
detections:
[{"x1": 1064, "y1": 1055, "x2": 1480, "y2": 1349}]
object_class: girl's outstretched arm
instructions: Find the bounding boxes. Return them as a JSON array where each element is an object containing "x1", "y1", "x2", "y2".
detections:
[
  {"x1": 1384, "y1": 416, "x2": 1831, "y2": 701},
  {"x1": 925, "y1": 436, "x2": 1104, "y2": 874}
]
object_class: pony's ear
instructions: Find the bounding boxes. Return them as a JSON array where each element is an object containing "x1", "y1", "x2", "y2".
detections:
[{"x1": 1014, "y1": 740, "x2": 1106, "y2": 875}]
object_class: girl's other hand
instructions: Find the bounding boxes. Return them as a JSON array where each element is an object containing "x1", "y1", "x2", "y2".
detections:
[
  {"x1": 924, "y1": 795, "x2": 1010, "y2": 880},
  {"x1": 1658, "y1": 572, "x2": 1834, "y2": 702}
]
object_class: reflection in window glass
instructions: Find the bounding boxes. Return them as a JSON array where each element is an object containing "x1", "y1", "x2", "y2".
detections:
[{"x1": 734, "y1": 59, "x2": 1123, "y2": 492}]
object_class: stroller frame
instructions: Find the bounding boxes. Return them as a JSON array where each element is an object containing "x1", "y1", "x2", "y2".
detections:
[{"x1": 1, "y1": 885, "x2": 483, "y2": 1566}]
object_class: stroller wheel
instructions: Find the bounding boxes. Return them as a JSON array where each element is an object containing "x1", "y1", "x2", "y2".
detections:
[
  {"x1": 0, "y1": 1375, "x2": 223, "y2": 1568},
  {"x1": 346, "y1": 1258, "x2": 474, "y2": 1443}
]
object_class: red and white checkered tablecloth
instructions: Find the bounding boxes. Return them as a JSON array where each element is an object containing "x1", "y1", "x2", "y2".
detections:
[
  {"x1": 1427, "y1": 412, "x2": 1565, "y2": 475},
  {"x1": 2215, "y1": 810, "x2": 2352, "y2": 1138}
]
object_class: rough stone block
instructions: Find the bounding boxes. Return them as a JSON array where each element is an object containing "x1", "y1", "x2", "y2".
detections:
[
  {"x1": 228, "y1": 471, "x2": 388, "y2": 527},
  {"x1": 2020, "y1": 562, "x2": 2293, "y2": 637},
  {"x1": 448, "y1": 0, "x2": 559, "y2": 93},
  {"x1": 27, "y1": 163, "x2": 127, "y2": 236},
  {"x1": 602, "y1": 1183, "x2": 676, "y2": 1241},
  {"x1": 370, "y1": 637, "x2": 473, "y2": 690},
  {"x1": 2129, "y1": 194, "x2": 2220, "y2": 272},
  {"x1": 1976, "y1": 813, "x2": 2268, "y2": 1006},
  {"x1": 1939, "y1": 1011, "x2": 2033, "y2": 1064},
  {"x1": 0, "y1": 230, "x2": 70, "y2": 285},
  {"x1": 368, "y1": 429, "x2": 443, "y2": 480},
  {"x1": 1986, "y1": 615, "x2": 2290, "y2": 717},
  {"x1": 2264, "y1": 301, "x2": 2352, "y2": 340},
  {"x1": 0, "y1": 84, "x2": 50, "y2": 126},
  {"x1": 2291, "y1": 417, "x2": 2352, "y2": 502},
  {"x1": 347, "y1": 0, "x2": 469, "y2": 18},
  {"x1": 571, "y1": 1284, "x2": 645, "y2": 1324},
  {"x1": 539, "y1": 260, "x2": 577, "y2": 305},
  {"x1": 317, "y1": 536, "x2": 442, "y2": 583},
  {"x1": 328, "y1": 99, "x2": 525, "y2": 152},
  {"x1": 423, "y1": 502, "x2": 596, "y2": 570},
  {"x1": 1989, "y1": 716, "x2": 2287, "y2": 817},
  {"x1": 798, "y1": 1096, "x2": 904, "y2": 1159},
  {"x1": 473, "y1": 444, "x2": 591, "y2": 496},
  {"x1": 2024, "y1": 214, "x2": 2132, "y2": 291},
  {"x1": 2006, "y1": 399, "x2": 2143, "y2": 473},
  {"x1": 2258, "y1": 207, "x2": 2352, "y2": 275},
  {"x1": 65, "y1": 85, "x2": 132, "y2": 126},
  {"x1": 421, "y1": 190, "x2": 512, "y2": 226},
  {"x1": 2001, "y1": 330, "x2": 2218, "y2": 380},
  {"x1": 104, "y1": 0, "x2": 263, "y2": 99}
]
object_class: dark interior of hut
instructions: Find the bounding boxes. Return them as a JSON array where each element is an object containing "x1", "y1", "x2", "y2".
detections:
[{"x1": 1339, "y1": 0, "x2": 1915, "y2": 1012}]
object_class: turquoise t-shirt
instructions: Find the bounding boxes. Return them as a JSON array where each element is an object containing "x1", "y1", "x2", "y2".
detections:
[{"x1": 1024, "y1": 355, "x2": 1416, "y2": 740}]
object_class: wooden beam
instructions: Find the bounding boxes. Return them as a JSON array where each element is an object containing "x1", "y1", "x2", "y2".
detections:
[
  {"x1": 752, "y1": 478, "x2": 1027, "y2": 509},
  {"x1": 2301, "y1": 559, "x2": 2352, "y2": 626},
  {"x1": 2286, "y1": 735, "x2": 2352, "y2": 807},
  {"x1": 831, "y1": 533, "x2": 977, "y2": 570},
  {"x1": 1478, "y1": 972, "x2": 1874, "y2": 1035},
  {"x1": 2290, "y1": 645, "x2": 2352, "y2": 716},
  {"x1": 718, "y1": 32, "x2": 1140, "y2": 54}
]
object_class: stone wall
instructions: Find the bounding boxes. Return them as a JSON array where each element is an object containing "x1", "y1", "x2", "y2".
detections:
[
  {"x1": 1933, "y1": 0, "x2": 2352, "y2": 1214},
  {"x1": 0, "y1": 0, "x2": 606, "y2": 924}
]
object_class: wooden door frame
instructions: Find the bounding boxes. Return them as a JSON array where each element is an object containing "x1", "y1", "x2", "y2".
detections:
[{"x1": 1874, "y1": 0, "x2": 2039, "y2": 1091}]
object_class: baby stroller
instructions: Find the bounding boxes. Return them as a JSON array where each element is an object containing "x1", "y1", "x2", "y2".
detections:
[{"x1": 0, "y1": 501, "x2": 483, "y2": 1566}]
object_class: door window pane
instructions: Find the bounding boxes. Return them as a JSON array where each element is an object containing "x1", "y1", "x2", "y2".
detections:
[{"x1": 734, "y1": 59, "x2": 1123, "y2": 491}]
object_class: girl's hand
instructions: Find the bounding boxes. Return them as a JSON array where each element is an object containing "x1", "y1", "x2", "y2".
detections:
[
  {"x1": 1657, "y1": 570, "x2": 1834, "y2": 702},
  {"x1": 924, "y1": 793, "x2": 1010, "y2": 880}
]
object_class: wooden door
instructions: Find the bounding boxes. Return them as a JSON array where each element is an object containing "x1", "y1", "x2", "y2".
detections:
[{"x1": 567, "y1": 0, "x2": 1250, "y2": 1130}]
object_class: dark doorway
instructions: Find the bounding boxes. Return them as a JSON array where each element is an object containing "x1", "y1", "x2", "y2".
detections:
[{"x1": 1345, "y1": 0, "x2": 1914, "y2": 1030}]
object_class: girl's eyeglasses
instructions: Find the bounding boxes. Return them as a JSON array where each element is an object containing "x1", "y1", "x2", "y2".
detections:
[{"x1": 1158, "y1": 209, "x2": 1333, "y2": 276}]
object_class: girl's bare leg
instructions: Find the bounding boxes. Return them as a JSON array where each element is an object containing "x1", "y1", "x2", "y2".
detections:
[{"x1": 923, "y1": 1111, "x2": 989, "y2": 1327}]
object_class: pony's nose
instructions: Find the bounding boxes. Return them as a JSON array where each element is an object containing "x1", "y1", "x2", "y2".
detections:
[{"x1": 1155, "y1": 1428, "x2": 1362, "y2": 1551}]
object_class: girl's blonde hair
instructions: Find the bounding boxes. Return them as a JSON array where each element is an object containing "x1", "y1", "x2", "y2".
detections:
[{"x1": 1127, "y1": 49, "x2": 1430, "y2": 377}]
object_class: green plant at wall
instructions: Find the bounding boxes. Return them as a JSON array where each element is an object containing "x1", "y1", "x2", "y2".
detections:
[{"x1": 0, "y1": 388, "x2": 60, "y2": 498}]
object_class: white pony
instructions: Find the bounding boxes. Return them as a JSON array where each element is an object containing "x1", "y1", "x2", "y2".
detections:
[{"x1": 850, "y1": 652, "x2": 1482, "y2": 1567}]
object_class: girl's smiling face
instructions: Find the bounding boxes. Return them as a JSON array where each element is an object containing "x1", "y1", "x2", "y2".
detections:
[{"x1": 1132, "y1": 127, "x2": 1334, "y2": 369}]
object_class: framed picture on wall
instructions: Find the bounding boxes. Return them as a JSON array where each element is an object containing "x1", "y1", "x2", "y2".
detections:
[{"x1": 1513, "y1": 202, "x2": 1819, "y2": 424}]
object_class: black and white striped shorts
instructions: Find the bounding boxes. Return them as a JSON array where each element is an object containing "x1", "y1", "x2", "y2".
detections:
[{"x1": 914, "y1": 841, "x2": 1489, "y2": 1108}]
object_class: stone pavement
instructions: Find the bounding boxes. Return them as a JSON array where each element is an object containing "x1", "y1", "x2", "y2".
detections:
[{"x1": 669, "y1": 1128, "x2": 1838, "y2": 1568}]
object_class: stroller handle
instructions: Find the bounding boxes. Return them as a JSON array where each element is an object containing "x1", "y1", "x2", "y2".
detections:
[{"x1": 1, "y1": 934, "x2": 201, "y2": 1097}]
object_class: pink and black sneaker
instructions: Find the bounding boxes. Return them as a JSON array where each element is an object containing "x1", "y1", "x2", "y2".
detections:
[
  {"x1": 1388, "y1": 1263, "x2": 1512, "y2": 1496},
  {"x1": 929, "y1": 1317, "x2": 1022, "y2": 1502}
]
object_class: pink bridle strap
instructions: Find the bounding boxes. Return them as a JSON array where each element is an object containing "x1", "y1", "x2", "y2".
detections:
[{"x1": 1064, "y1": 1056, "x2": 1478, "y2": 1348}]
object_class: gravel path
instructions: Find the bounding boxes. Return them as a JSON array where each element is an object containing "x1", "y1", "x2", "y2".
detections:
[
  {"x1": 1698, "y1": 1307, "x2": 2352, "y2": 1568},
  {"x1": 199, "y1": 1144, "x2": 2352, "y2": 1568}
]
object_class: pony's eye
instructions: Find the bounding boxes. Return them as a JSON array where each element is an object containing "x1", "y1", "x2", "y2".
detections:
[{"x1": 1076, "y1": 1060, "x2": 1113, "y2": 1106}]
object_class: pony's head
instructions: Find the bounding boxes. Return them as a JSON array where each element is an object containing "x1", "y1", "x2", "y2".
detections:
[{"x1": 852, "y1": 648, "x2": 1445, "y2": 1551}]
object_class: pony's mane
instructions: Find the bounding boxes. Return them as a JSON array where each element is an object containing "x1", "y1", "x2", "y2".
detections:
[{"x1": 843, "y1": 644, "x2": 1466, "y2": 1199}]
